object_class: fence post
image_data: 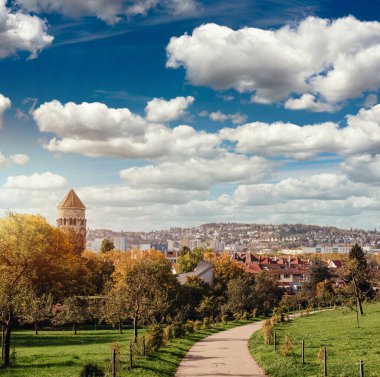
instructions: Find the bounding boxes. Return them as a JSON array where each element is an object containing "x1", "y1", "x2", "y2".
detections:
[
  {"x1": 301, "y1": 339, "x2": 305, "y2": 365},
  {"x1": 359, "y1": 360, "x2": 364, "y2": 377},
  {"x1": 129, "y1": 341, "x2": 133, "y2": 370},
  {"x1": 273, "y1": 331, "x2": 277, "y2": 351},
  {"x1": 323, "y1": 346, "x2": 327, "y2": 377},
  {"x1": 142, "y1": 336, "x2": 146, "y2": 357},
  {"x1": 112, "y1": 349, "x2": 116, "y2": 377}
]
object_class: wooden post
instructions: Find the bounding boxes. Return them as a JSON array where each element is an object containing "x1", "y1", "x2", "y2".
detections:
[
  {"x1": 1, "y1": 325, "x2": 4, "y2": 360},
  {"x1": 273, "y1": 331, "x2": 277, "y2": 351},
  {"x1": 129, "y1": 341, "x2": 133, "y2": 370},
  {"x1": 359, "y1": 360, "x2": 364, "y2": 377},
  {"x1": 323, "y1": 346, "x2": 327, "y2": 377},
  {"x1": 112, "y1": 348, "x2": 116, "y2": 377},
  {"x1": 142, "y1": 336, "x2": 146, "y2": 357},
  {"x1": 301, "y1": 339, "x2": 305, "y2": 365}
]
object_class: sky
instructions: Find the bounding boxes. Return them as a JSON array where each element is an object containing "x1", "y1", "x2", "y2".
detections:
[{"x1": 1, "y1": 0, "x2": 380, "y2": 231}]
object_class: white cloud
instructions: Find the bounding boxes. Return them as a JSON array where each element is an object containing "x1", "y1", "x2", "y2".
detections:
[
  {"x1": 234, "y1": 174, "x2": 365, "y2": 205},
  {"x1": 341, "y1": 154, "x2": 380, "y2": 183},
  {"x1": 204, "y1": 110, "x2": 247, "y2": 124},
  {"x1": 0, "y1": 0, "x2": 53, "y2": 59},
  {"x1": 220, "y1": 104, "x2": 380, "y2": 159},
  {"x1": 120, "y1": 155, "x2": 273, "y2": 190},
  {"x1": 364, "y1": 94, "x2": 378, "y2": 108},
  {"x1": 284, "y1": 94, "x2": 338, "y2": 113},
  {"x1": 0, "y1": 152, "x2": 29, "y2": 168},
  {"x1": 16, "y1": 0, "x2": 200, "y2": 24},
  {"x1": 4, "y1": 172, "x2": 67, "y2": 189},
  {"x1": 0, "y1": 94, "x2": 11, "y2": 127},
  {"x1": 34, "y1": 99, "x2": 220, "y2": 160},
  {"x1": 166, "y1": 17, "x2": 380, "y2": 110},
  {"x1": 145, "y1": 96, "x2": 194, "y2": 123}
]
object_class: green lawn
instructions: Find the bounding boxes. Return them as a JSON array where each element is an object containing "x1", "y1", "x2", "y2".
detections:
[
  {"x1": 249, "y1": 303, "x2": 380, "y2": 377},
  {"x1": 0, "y1": 321, "x2": 251, "y2": 377}
]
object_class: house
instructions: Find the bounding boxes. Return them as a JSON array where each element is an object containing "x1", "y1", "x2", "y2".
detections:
[{"x1": 177, "y1": 260, "x2": 214, "y2": 286}]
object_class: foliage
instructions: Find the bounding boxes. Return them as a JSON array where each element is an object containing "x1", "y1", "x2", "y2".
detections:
[
  {"x1": 214, "y1": 252, "x2": 244, "y2": 292},
  {"x1": 279, "y1": 335, "x2": 294, "y2": 356},
  {"x1": 177, "y1": 246, "x2": 203, "y2": 273},
  {"x1": 303, "y1": 259, "x2": 330, "y2": 297},
  {"x1": 79, "y1": 363, "x2": 105, "y2": 377},
  {"x1": 100, "y1": 238, "x2": 115, "y2": 253},
  {"x1": 145, "y1": 324, "x2": 164, "y2": 353},
  {"x1": 262, "y1": 319, "x2": 274, "y2": 345}
]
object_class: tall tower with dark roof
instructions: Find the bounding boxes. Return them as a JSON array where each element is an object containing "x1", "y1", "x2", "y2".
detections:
[{"x1": 56, "y1": 189, "x2": 86, "y2": 247}]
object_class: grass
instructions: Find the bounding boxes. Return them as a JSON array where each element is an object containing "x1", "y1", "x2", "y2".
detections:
[
  {"x1": 0, "y1": 320, "x2": 252, "y2": 377},
  {"x1": 249, "y1": 303, "x2": 380, "y2": 377}
]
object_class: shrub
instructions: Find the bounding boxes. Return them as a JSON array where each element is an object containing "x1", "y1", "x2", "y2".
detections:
[
  {"x1": 241, "y1": 311, "x2": 249, "y2": 320},
  {"x1": 184, "y1": 320, "x2": 195, "y2": 334},
  {"x1": 145, "y1": 324, "x2": 163, "y2": 353},
  {"x1": 202, "y1": 317, "x2": 211, "y2": 329},
  {"x1": 163, "y1": 324, "x2": 173, "y2": 342},
  {"x1": 131, "y1": 337, "x2": 144, "y2": 356},
  {"x1": 233, "y1": 312, "x2": 241, "y2": 321},
  {"x1": 262, "y1": 319, "x2": 274, "y2": 345},
  {"x1": 251, "y1": 308, "x2": 258, "y2": 318},
  {"x1": 280, "y1": 335, "x2": 294, "y2": 356},
  {"x1": 193, "y1": 320, "x2": 202, "y2": 332},
  {"x1": 171, "y1": 322, "x2": 183, "y2": 338},
  {"x1": 79, "y1": 363, "x2": 105, "y2": 377},
  {"x1": 221, "y1": 314, "x2": 229, "y2": 324}
]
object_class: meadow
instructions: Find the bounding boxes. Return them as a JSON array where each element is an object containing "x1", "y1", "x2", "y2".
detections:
[
  {"x1": 0, "y1": 321, "x2": 251, "y2": 377},
  {"x1": 249, "y1": 303, "x2": 380, "y2": 377}
]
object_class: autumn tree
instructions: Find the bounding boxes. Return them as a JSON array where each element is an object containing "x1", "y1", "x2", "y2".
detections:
[
  {"x1": 0, "y1": 213, "x2": 81, "y2": 367},
  {"x1": 20, "y1": 291, "x2": 52, "y2": 334},
  {"x1": 53, "y1": 296, "x2": 88, "y2": 335},
  {"x1": 303, "y1": 259, "x2": 330, "y2": 298},
  {"x1": 112, "y1": 250, "x2": 178, "y2": 341},
  {"x1": 214, "y1": 253, "x2": 244, "y2": 293}
]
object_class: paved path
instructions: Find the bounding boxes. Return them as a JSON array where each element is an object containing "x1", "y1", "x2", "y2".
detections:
[{"x1": 175, "y1": 321, "x2": 267, "y2": 377}]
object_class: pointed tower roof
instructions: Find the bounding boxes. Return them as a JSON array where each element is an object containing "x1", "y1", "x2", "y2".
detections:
[{"x1": 58, "y1": 189, "x2": 85, "y2": 209}]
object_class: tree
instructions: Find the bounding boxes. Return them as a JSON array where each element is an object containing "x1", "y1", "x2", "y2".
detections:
[
  {"x1": 303, "y1": 259, "x2": 330, "y2": 297},
  {"x1": 53, "y1": 296, "x2": 88, "y2": 335},
  {"x1": 226, "y1": 273, "x2": 255, "y2": 314},
  {"x1": 20, "y1": 291, "x2": 52, "y2": 334},
  {"x1": 344, "y1": 244, "x2": 372, "y2": 315},
  {"x1": 112, "y1": 250, "x2": 179, "y2": 341},
  {"x1": 100, "y1": 239, "x2": 115, "y2": 253},
  {"x1": 177, "y1": 247, "x2": 203, "y2": 273},
  {"x1": 214, "y1": 253, "x2": 244, "y2": 293},
  {"x1": 0, "y1": 213, "x2": 79, "y2": 367}
]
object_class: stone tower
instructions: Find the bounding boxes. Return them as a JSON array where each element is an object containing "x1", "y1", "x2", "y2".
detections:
[{"x1": 56, "y1": 189, "x2": 86, "y2": 247}]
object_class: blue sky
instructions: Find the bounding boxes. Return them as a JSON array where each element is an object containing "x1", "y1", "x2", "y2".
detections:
[{"x1": 1, "y1": 0, "x2": 380, "y2": 230}]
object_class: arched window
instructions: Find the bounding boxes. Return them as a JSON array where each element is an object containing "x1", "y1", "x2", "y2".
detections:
[
  {"x1": 73, "y1": 219, "x2": 76, "y2": 225},
  {"x1": 64, "y1": 218, "x2": 66, "y2": 225}
]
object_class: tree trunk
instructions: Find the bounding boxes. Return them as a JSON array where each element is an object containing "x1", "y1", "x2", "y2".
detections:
[
  {"x1": 34, "y1": 320, "x2": 38, "y2": 335},
  {"x1": 73, "y1": 322, "x2": 77, "y2": 335},
  {"x1": 118, "y1": 318, "x2": 122, "y2": 334},
  {"x1": 133, "y1": 317, "x2": 138, "y2": 342},
  {"x1": 3, "y1": 322, "x2": 12, "y2": 368},
  {"x1": 1, "y1": 325, "x2": 4, "y2": 360},
  {"x1": 353, "y1": 277, "x2": 364, "y2": 315}
]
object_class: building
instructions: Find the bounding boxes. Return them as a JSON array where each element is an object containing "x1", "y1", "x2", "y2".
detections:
[
  {"x1": 114, "y1": 236, "x2": 128, "y2": 251},
  {"x1": 177, "y1": 260, "x2": 214, "y2": 286},
  {"x1": 56, "y1": 189, "x2": 87, "y2": 248}
]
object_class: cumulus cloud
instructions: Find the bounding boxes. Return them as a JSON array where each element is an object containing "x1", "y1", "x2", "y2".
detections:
[
  {"x1": 234, "y1": 174, "x2": 365, "y2": 205},
  {"x1": 284, "y1": 94, "x2": 338, "y2": 113},
  {"x1": 0, "y1": 94, "x2": 11, "y2": 127},
  {"x1": 207, "y1": 111, "x2": 247, "y2": 124},
  {"x1": 4, "y1": 172, "x2": 67, "y2": 189},
  {"x1": 220, "y1": 104, "x2": 380, "y2": 159},
  {"x1": 0, "y1": 152, "x2": 29, "y2": 168},
  {"x1": 341, "y1": 154, "x2": 380, "y2": 183},
  {"x1": 0, "y1": 0, "x2": 53, "y2": 59},
  {"x1": 145, "y1": 96, "x2": 194, "y2": 123},
  {"x1": 166, "y1": 17, "x2": 380, "y2": 110},
  {"x1": 33, "y1": 99, "x2": 221, "y2": 159},
  {"x1": 16, "y1": 0, "x2": 200, "y2": 24},
  {"x1": 120, "y1": 155, "x2": 273, "y2": 190}
]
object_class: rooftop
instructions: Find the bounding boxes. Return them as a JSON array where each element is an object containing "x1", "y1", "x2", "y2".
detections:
[{"x1": 58, "y1": 189, "x2": 86, "y2": 209}]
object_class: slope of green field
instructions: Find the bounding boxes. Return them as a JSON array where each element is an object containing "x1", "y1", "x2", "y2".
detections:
[
  {"x1": 249, "y1": 303, "x2": 380, "y2": 377},
  {"x1": 0, "y1": 321, "x2": 251, "y2": 377}
]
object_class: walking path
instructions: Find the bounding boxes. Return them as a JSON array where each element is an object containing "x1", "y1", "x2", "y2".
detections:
[{"x1": 175, "y1": 321, "x2": 267, "y2": 377}]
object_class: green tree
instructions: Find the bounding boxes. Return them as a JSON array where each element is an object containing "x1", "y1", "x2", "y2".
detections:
[
  {"x1": 177, "y1": 247, "x2": 203, "y2": 273},
  {"x1": 100, "y1": 238, "x2": 115, "y2": 253},
  {"x1": 303, "y1": 259, "x2": 330, "y2": 297},
  {"x1": 226, "y1": 273, "x2": 255, "y2": 314}
]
